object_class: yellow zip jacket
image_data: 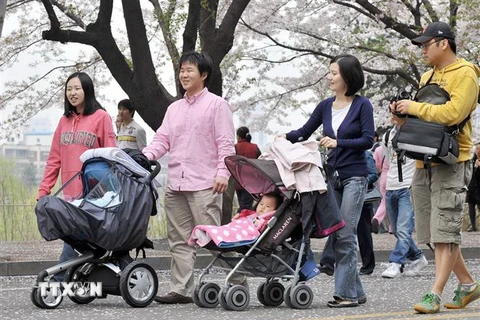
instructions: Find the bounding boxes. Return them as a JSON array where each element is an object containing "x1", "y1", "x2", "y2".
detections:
[{"x1": 408, "y1": 58, "x2": 480, "y2": 165}]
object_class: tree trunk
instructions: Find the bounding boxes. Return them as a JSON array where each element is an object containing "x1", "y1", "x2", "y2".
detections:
[{"x1": 39, "y1": 0, "x2": 250, "y2": 131}]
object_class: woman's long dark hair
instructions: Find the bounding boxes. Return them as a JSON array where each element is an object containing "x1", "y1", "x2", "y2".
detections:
[{"x1": 63, "y1": 72, "x2": 104, "y2": 117}]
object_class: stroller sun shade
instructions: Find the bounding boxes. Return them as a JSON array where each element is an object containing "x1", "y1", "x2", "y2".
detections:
[{"x1": 225, "y1": 155, "x2": 292, "y2": 200}]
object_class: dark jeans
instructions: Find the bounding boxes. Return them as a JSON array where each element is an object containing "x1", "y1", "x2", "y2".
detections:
[
  {"x1": 468, "y1": 203, "x2": 478, "y2": 231},
  {"x1": 357, "y1": 203, "x2": 375, "y2": 273},
  {"x1": 236, "y1": 189, "x2": 254, "y2": 212},
  {"x1": 51, "y1": 243, "x2": 79, "y2": 282}
]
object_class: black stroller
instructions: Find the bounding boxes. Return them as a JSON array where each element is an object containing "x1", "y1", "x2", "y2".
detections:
[
  {"x1": 31, "y1": 148, "x2": 161, "y2": 309},
  {"x1": 191, "y1": 155, "x2": 344, "y2": 311}
]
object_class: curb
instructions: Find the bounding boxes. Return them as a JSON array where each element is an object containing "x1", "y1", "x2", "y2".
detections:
[{"x1": 2, "y1": 247, "x2": 479, "y2": 277}]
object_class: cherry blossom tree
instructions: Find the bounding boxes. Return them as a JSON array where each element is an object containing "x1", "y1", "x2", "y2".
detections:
[
  {"x1": 230, "y1": 0, "x2": 479, "y2": 131},
  {"x1": 1, "y1": 0, "x2": 250, "y2": 134},
  {"x1": 1, "y1": 0, "x2": 478, "y2": 137}
]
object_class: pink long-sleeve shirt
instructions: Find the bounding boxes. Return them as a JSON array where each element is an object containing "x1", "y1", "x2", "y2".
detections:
[{"x1": 143, "y1": 88, "x2": 235, "y2": 191}]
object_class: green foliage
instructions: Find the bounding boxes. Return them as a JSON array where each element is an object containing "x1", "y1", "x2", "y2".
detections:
[{"x1": 0, "y1": 157, "x2": 40, "y2": 241}]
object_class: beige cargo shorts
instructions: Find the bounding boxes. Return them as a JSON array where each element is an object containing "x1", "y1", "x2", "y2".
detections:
[{"x1": 411, "y1": 161, "x2": 471, "y2": 245}]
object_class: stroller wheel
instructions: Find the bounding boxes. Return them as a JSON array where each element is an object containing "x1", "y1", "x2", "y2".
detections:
[
  {"x1": 119, "y1": 261, "x2": 158, "y2": 307},
  {"x1": 219, "y1": 289, "x2": 230, "y2": 310},
  {"x1": 263, "y1": 281, "x2": 284, "y2": 306},
  {"x1": 192, "y1": 285, "x2": 202, "y2": 307},
  {"x1": 289, "y1": 284, "x2": 313, "y2": 309},
  {"x1": 283, "y1": 285, "x2": 293, "y2": 308},
  {"x1": 256, "y1": 283, "x2": 267, "y2": 306},
  {"x1": 197, "y1": 282, "x2": 220, "y2": 308},
  {"x1": 30, "y1": 287, "x2": 42, "y2": 308},
  {"x1": 225, "y1": 285, "x2": 250, "y2": 311},
  {"x1": 64, "y1": 264, "x2": 96, "y2": 304},
  {"x1": 31, "y1": 285, "x2": 63, "y2": 309}
]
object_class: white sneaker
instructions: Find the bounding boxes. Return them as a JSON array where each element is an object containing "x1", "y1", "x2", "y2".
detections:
[
  {"x1": 404, "y1": 256, "x2": 428, "y2": 276},
  {"x1": 381, "y1": 262, "x2": 402, "y2": 278}
]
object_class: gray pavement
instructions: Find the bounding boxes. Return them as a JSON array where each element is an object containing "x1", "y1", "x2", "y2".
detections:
[
  {"x1": 1, "y1": 232, "x2": 480, "y2": 319},
  {"x1": 1, "y1": 259, "x2": 480, "y2": 319}
]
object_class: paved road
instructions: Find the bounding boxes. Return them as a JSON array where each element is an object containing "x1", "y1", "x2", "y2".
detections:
[{"x1": 1, "y1": 259, "x2": 480, "y2": 320}]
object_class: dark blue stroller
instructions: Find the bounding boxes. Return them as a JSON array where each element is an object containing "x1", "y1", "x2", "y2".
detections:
[{"x1": 31, "y1": 149, "x2": 160, "y2": 309}]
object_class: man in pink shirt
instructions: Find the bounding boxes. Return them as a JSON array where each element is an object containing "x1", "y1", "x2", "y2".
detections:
[{"x1": 143, "y1": 51, "x2": 238, "y2": 304}]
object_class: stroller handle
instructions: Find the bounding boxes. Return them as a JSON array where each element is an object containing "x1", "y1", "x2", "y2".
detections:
[{"x1": 147, "y1": 160, "x2": 161, "y2": 183}]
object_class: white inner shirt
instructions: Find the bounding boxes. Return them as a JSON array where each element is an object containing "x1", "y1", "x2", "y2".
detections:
[{"x1": 331, "y1": 103, "x2": 351, "y2": 137}]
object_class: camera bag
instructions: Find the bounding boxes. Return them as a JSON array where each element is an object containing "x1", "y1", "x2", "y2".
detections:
[{"x1": 392, "y1": 71, "x2": 469, "y2": 169}]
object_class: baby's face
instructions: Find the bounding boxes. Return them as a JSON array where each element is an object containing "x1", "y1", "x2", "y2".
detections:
[{"x1": 256, "y1": 196, "x2": 277, "y2": 214}]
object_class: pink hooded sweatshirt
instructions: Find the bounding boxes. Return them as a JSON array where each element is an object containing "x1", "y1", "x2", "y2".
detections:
[{"x1": 37, "y1": 109, "x2": 116, "y2": 200}]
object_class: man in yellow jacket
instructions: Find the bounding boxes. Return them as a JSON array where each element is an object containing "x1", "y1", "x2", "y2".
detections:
[{"x1": 393, "y1": 21, "x2": 480, "y2": 314}]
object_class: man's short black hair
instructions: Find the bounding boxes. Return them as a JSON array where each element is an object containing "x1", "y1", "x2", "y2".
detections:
[
  {"x1": 330, "y1": 54, "x2": 365, "y2": 96},
  {"x1": 118, "y1": 99, "x2": 135, "y2": 118},
  {"x1": 179, "y1": 51, "x2": 213, "y2": 87}
]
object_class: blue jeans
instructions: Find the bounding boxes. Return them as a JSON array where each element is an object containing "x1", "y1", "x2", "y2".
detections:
[
  {"x1": 385, "y1": 188, "x2": 423, "y2": 265},
  {"x1": 329, "y1": 176, "x2": 367, "y2": 301}
]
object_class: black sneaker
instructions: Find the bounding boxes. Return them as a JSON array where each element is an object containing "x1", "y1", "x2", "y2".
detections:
[
  {"x1": 359, "y1": 268, "x2": 374, "y2": 275},
  {"x1": 319, "y1": 264, "x2": 334, "y2": 276}
]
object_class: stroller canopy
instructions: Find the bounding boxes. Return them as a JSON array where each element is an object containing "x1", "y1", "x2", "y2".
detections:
[{"x1": 225, "y1": 155, "x2": 293, "y2": 200}]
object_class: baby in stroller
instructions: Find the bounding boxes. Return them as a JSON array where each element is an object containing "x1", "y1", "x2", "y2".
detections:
[
  {"x1": 233, "y1": 192, "x2": 284, "y2": 230},
  {"x1": 31, "y1": 148, "x2": 161, "y2": 309},
  {"x1": 189, "y1": 192, "x2": 283, "y2": 248},
  {"x1": 189, "y1": 154, "x2": 343, "y2": 311}
]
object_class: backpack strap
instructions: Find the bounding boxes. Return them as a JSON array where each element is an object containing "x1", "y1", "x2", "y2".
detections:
[
  {"x1": 384, "y1": 129, "x2": 391, "y2": 148},
  {"x1": 397, "y1": 150, "x2": 405, "y2": 183}
]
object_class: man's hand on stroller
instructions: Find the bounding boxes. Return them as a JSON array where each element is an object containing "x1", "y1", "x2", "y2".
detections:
[{"x1": 212, "y1": 176, "x2": 228, "y2": 194}]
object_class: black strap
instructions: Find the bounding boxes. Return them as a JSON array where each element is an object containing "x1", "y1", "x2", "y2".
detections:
[
  {"x1": 384, "y1": 129, "x2": 391, "y2": 147},
  {"x1": 421, "y1": 70, "x2": 471, "y2": 134},
  {"x1": 424, "y1": 70, "x2": 435, "y2": 85},
  {"x1": 423, "y1": 154, "x2": 433, "y2": 180},
  {"x1": 397, "y1": 150, "x2": 406, "y2": 183}
]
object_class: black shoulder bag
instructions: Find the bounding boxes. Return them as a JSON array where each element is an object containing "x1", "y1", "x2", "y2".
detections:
[{"x1": 392, "y1": 72, "x2": 469, "y2": 170}]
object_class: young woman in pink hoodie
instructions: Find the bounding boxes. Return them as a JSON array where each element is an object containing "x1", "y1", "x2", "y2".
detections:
[
  {"x1": 37, "y1": 72, "x2": 116, "y2": 280},
  {"x1": 37, "y1": 72, "x2": 116, "y2": 200}
]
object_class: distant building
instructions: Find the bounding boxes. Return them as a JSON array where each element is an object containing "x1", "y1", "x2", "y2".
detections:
[
  {"x1": 0, "y1": 112, "x2": 55, "y2": 188},
  {"x1": 0, "y1": 127, "x2": 53, "y2": 188}
]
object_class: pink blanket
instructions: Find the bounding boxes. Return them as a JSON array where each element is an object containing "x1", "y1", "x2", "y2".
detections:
[{"x1": 189, "y1": 217, "x2": 260, "y2": 248}]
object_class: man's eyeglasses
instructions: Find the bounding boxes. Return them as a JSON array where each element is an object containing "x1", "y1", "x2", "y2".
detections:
[{"x1": 419, "y1": 39, "x2": 444, "y2": 50}]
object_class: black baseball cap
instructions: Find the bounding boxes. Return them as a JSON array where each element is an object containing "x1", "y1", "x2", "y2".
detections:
[{"x1": 411, "y1": 22, "x2": 455, "y2": 45}]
